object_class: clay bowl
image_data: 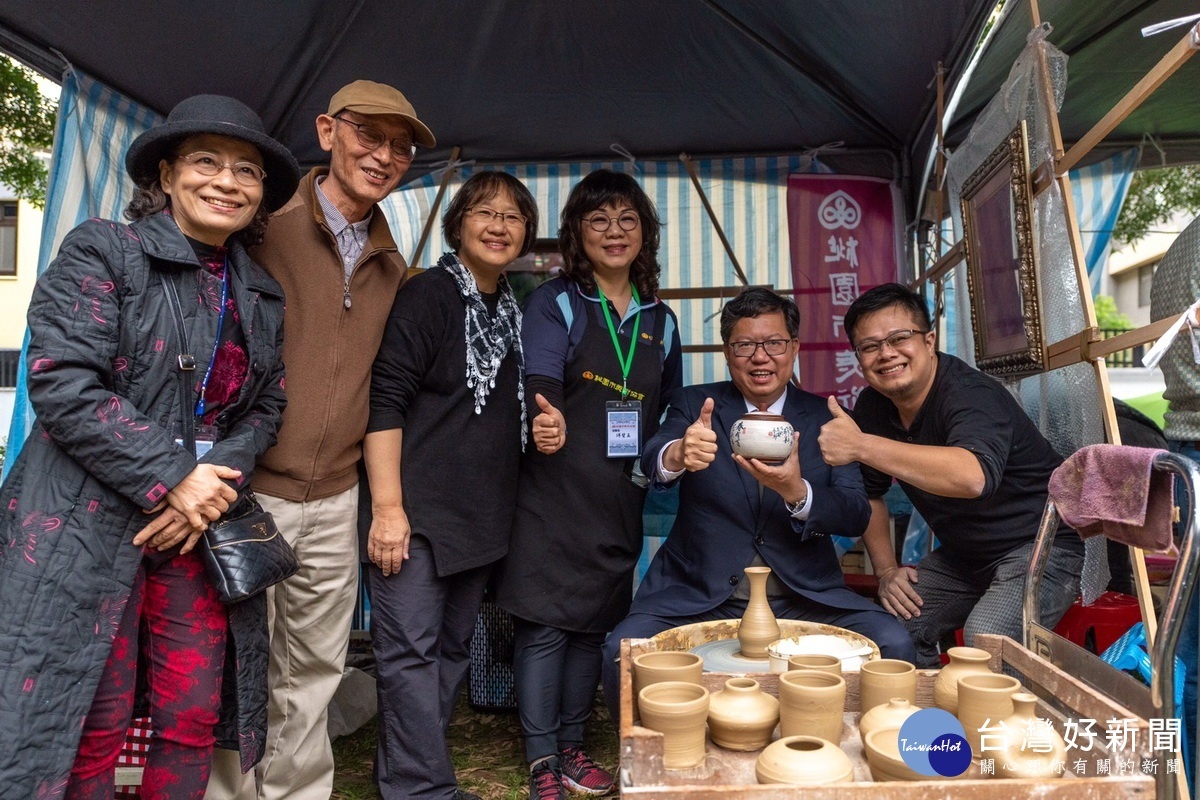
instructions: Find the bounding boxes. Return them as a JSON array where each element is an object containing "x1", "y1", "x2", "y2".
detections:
[
  {"x1": 862, "y1": 726, "x2": 926, "y2": 782},
  {"x1": 729, "y1": 412, "x2": 795, "y2": 462}
]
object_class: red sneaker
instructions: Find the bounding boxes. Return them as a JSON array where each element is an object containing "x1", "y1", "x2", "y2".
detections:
[{"x1": 557, "y1": 746, "x2": 614, "y2": 795}]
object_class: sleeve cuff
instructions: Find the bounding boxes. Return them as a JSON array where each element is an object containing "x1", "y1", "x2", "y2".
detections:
[
  {"x1": 656, "y1": 439, "x2": 686, "y2": 482},
  {"x1": 785, "y1": 480, "x2": 814, "y2": 520}
]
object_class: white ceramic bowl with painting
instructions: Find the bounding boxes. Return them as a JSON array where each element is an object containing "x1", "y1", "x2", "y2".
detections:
[{"x1": 729, "y1": 412, "x2": 795, "y2": 462}]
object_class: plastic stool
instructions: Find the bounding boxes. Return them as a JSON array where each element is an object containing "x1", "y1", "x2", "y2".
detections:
[{"x1": 1053, "y1": 591, "x2": 1143, "y2": 654}]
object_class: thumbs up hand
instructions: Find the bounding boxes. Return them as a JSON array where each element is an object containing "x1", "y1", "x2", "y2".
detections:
[
  {"x1": 818, "y1": 395, "x2": 863, "y2": 466},
  {"x1": 532, "y1": 393, "x2": 567, "y2": 455},
  {"x1": 664, "y1": 397, "x2": 719, "y2": 472}
]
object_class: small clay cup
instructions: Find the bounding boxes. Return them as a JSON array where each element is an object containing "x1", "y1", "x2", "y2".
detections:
[
  {"x1": 632, "y1": 651, "x2": 704, "y2": 720},
  {"x1": 788, "y1": 653, "x2": 843, "y2": 676},
  {"x1": 778, "y1": 669, "x2": 846, "y2": 744},
  {"x1": 638, "y1": 681, "x2": 710, "y2": 770},
  {"x1": 859, "y1": 658, "x2": 917, "y2": 713},
  {"x1": 957, "y1": 672, "x2": 1021, "y2": 758}
]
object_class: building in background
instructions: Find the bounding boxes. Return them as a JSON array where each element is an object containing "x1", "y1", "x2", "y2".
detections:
[{"x1": 0, "y1": 185, "x2": 42, "y2": 436}]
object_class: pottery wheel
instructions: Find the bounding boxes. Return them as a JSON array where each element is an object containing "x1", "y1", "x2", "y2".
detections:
[{"x1": 690, "y1": 638, "x2": 773, "y2": 672}]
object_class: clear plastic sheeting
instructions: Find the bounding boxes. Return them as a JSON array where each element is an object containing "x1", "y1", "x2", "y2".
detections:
[{"x1": 944, "y1": 24, "x2": 1109, "y2": 599}]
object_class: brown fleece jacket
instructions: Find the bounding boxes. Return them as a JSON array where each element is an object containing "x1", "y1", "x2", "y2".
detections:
[{"x1": 250, "y1": 167, "x2": 408, "y2": 501}]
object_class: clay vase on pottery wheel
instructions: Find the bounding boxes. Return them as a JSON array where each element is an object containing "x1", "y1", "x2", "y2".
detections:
[
  {"x1": 707, "y1": 677, "x2": 779, "y2": 751},
  {"x1": 991, "y1": 692, "x2": 1067, "y2": 779},
  {"x1": 756, "y1": 735, "x2": 854, "y2": 785},
  {"x1": 778, "y1": 669, "x2": 846, "y2": 744},
  {"x1": 738, "y1": 566, "x2": 780, "y2": 659},
  {"x1": 957, "y1": 672, "x2": 1021, "y2": 758},
  {"x1": 637, "y1": 681, "x2": 710, "y2": 770},
  {"x1": 933, "y1": 646, "x2": 993, "y2": 715}
]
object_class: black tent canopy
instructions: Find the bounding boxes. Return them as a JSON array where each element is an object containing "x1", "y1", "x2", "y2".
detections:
[{"x1": 2, "y1": 0, "x2": 1199, "y2": 227}]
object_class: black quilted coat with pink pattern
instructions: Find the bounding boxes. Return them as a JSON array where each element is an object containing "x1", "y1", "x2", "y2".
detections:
[{"x1": 0, "y1": 212, "x2": 286, "y2": 795}]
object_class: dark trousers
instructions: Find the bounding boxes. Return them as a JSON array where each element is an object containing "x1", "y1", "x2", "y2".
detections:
[
  {"x1": 67, "y1": 549, "x2": 227, "y2": 800},
  {"x1": 368, "y1": 536, "x2": 489, "y2": 800},
  {"x1": 600, "y1": 594, "x2": 914, "y2": 724},
  {"x1": 512, "y1": 617, "x2": 605, "y2": 763}
]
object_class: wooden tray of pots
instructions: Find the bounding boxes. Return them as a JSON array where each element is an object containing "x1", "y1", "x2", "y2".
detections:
[{"x1": 618, "y1": 633, "x2": 1157, "y2": 799}]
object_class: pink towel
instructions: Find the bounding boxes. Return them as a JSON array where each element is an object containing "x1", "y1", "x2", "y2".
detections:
[{"x1": 1048, "y1": 444, "x2": 1174, "y2": 552}]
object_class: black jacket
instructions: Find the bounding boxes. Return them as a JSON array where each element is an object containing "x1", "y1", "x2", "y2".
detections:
[{"x1": 0, "y1": 212, "x2": 286, "y2": 792}]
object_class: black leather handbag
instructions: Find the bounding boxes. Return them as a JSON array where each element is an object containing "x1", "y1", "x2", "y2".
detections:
[
  {"x1": 160, "y1": 271, "x2": 298, "y2": 603},
  {"x1": 200, "y1": 493, "x2": 298, "y2": 603}
]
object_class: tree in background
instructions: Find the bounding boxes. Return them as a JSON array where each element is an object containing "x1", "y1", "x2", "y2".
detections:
[
  {"x1": 1094, "y1": 294, "x2": 1133, "y2": 331},
  {"x1": 1113, "y1": 165, "x2": 1200, "y2": 245},
  {"x1": 0, "y1": 56, "x2": 57, "y2": 208}
]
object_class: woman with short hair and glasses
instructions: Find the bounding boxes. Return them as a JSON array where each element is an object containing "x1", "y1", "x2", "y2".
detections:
[
  {"x1": 495, "y1": 169, "x2": 682, "y2": 799},
  {"x1": 361, "y1": 171, "x2": 537, "y2": 800},
  {"x1": 0, "y1": 95, "x2": 299, "y2": 797}
]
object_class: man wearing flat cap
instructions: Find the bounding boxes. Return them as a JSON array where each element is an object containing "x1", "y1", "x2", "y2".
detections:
[{"x1": 207, "y1": 80, "x2": 435, "y2": 800}]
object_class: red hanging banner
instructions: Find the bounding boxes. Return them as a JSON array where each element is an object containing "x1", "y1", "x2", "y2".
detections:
[{"x1": 787, "y1": 174, "x2": 903, "y2": 409}]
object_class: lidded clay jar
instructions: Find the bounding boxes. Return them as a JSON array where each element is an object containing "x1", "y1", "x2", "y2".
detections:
[
  {"x1": 991, "y1": 692, "x2": 1067, "y2": 779},
  {"x1": 858, "y1": 697, "x2": 919, "y2": 740},
  {"x1": 933, "y1": 646, "x2": 993, "y2": 715},
  {"x1": 729, "y1": 412, "x2": 795, "y2": 462},
  {"x1": 707, "y1": 677, "x2": 780, "y2": 751},
  {"x1": 756, "y1": 735, "x2": 854, "y2": 785}
]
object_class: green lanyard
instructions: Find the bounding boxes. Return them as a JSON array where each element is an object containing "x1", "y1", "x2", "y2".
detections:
[{"x1": 596, "y1": 284, "x2": 641, "y2": 399}]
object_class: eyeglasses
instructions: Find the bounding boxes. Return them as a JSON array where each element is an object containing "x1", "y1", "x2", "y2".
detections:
[
  {"x1": 177, "y1": 152, "x2": 266, "y2": 185},
  {"x1": 853, "y1": 329, "x2": 929, "y2": 359},
  {"x1": 584, "y1": 212, "x2": 640, "y2": 233},
  {"x1": 334, "y1": 115, "x2": 415, "y2": 160},
  {"x1": 727, "y1": 338, "x2": 792, "y2": 358},
  {"x1": 467, "y1": 207, "x2": 527, "y2": 228}
]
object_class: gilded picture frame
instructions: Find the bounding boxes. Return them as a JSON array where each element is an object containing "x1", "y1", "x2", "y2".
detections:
[{"x1": 959, "y1": 121, "x2": 1047, "y2": 378}]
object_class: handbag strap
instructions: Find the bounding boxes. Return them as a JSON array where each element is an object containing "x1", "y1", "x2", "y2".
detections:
[{"x1": 158, "y1": 270, "x2": 197, "y2": 455}]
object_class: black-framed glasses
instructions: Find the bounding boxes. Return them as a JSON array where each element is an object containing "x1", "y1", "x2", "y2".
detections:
[
  {"x1": 177, "y1": 152, "x2": 266, "y2": 185},
  {"x1": 584, "y1": 212, "x2": 640, "y2": 233},
  {"x1": 728, "y1": 338, "x2": 792, "y2": 358},
  {"x1": 853, "y1": 329, "x2": 929, "y2": 359},
  {"x1": 467, "y1": 207, "x2": 527, "y2": 228},
  {"x1": 334, "y1": 115, "x2": 415, "y2": 160}
]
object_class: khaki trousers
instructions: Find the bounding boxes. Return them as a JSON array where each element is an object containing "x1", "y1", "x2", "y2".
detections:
[{"x1": 205, "y1": 485, "x2": 360, "y2": 800}]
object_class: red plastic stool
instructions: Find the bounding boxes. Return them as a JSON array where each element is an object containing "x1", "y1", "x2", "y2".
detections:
[{"x1": 1052, "y1": 591, "x2": 1143, "y2": 654}]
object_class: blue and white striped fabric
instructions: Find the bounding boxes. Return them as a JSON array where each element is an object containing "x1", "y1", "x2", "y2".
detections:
[
  {"x1": 3, "y1": 71, "x2": 159, "y2": 476},
  {"x1": 1069, "y1": 147, "x2": 1139, "y2": 297}
]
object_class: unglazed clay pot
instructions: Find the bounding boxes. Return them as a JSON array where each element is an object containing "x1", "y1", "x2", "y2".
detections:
[
  {"x1": 637, "y1": 681, "x2": 710, "y2": 770},
  {"x1": 862, "y1": 726, "x2": 927, "y2": 782},
  {"x1": 738, "y1": 566, "x2": 780, "y2": 659},
  {"x1": 778, "y1": 669, "x2": 846, "y2": 744},
  {"x1": 858, "y1": 698, "x2": 919, "y2": 740},
  {"x1": 632, "y1": 651, "x2": 704, "y2": 720},
  {"x1": 788, "y1": 653, "x2": 843, "y2": 675},
  {"x1": 957, "y1": 673, "x2": 1021, "y2": 758},
  {"x1": 729, "y1": 412, "x2": 795, "y2": 462},
  {"x1": 707, "y1": 677, "x2": 780, "y2": 751},
  {"x1": 991, "y1": 692, "x2": 1067, "y2": 779},
  {"x1": 859, "y1": 658, "x2": 917, "y2": 713},
  {"x1": 755, "y1": 735, "x2": 854, "y2": 785},
  {"x1": 933, "y1": 646, "x2": 993, "y2": 715}
]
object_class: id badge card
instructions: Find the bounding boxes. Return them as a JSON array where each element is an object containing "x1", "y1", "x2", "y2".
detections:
[
  {"x1": 175, "y1": 423, "x2": 217, "y2": 458},
  {"x1": 606, "y1": 400, "x2": 641, "y2": 458}
]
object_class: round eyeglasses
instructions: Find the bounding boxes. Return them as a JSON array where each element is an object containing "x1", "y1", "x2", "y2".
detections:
[
  {"x1": 177, "y1": 152, "x2": 266, "y2": 185},
  {"x1": 334, "y1": 115, "x2": 415, "y2": 160},
  {"x1": 584, "y1": 212, "x2": 640, "y2": 233}
]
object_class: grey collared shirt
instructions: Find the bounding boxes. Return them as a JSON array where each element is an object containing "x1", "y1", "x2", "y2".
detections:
[{"x1": 315, "y1": 176, "x2": 372, "y2": 279}]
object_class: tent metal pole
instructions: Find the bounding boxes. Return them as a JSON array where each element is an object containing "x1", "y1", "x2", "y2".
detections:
[
  {"x1": 410, "y1": 146, "x2": 462, "y2": 268},
  {"x1": 679, "y1": 152, "x2": 748, "y2": 287}
]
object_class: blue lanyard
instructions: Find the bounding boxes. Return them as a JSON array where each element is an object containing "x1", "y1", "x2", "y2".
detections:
[{"x1": 195, "y1": 260, "x2": 229, "y2": 418}]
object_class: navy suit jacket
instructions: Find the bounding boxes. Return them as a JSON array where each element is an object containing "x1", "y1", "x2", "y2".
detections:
[{"x1": 631, "y1": 381, "x2": 877, "y2": 617}]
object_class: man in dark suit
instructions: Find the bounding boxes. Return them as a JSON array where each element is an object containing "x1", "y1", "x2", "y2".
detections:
[{"x1": 600, "y1": 288, "x2": 915, "y2": 717}]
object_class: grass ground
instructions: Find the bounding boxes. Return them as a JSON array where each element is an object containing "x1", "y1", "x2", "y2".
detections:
[{"x1": 331, "y1": 694, "x2": 619, "y2": 800}]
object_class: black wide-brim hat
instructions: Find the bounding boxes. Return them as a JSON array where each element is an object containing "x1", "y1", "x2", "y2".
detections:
[{"x1": 125, "y1": 94, "x2": 301, "y2": 212}]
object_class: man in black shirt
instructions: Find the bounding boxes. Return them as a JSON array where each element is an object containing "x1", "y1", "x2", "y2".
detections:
[{"x1": 818, "y1": 283, "x2": 1083, "y2": 667}]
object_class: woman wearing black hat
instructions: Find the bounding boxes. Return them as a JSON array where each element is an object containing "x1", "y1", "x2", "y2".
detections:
[{"x1": 0, "y1": 95, "x2": 300, "y2": 798}]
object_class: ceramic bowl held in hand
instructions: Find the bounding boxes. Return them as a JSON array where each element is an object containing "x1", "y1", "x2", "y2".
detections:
[{"x1": 729, "y1": 412, "x2": 795, "y2": 462}]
